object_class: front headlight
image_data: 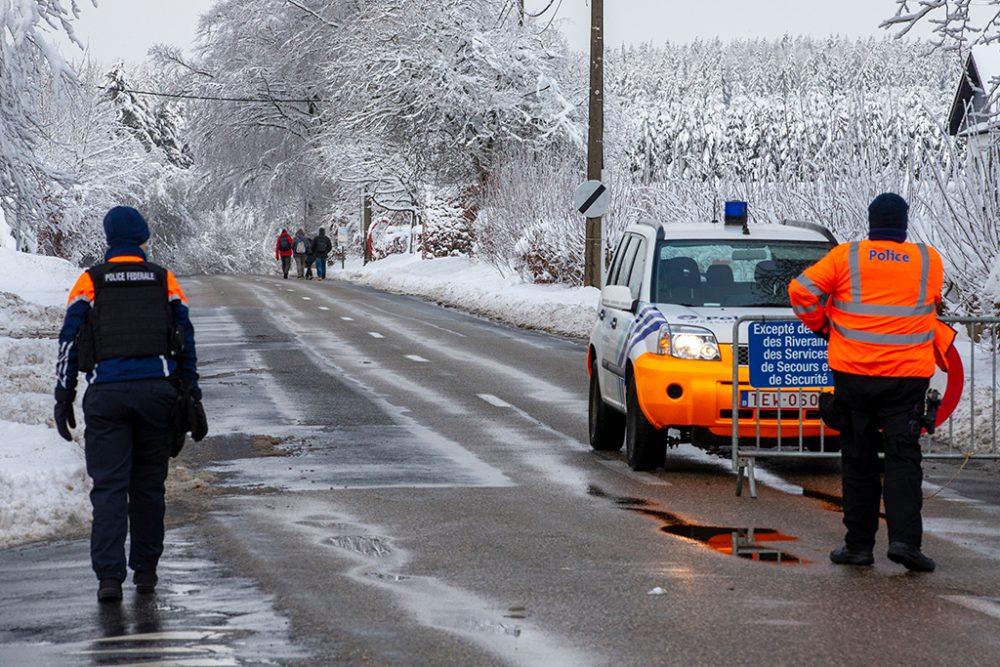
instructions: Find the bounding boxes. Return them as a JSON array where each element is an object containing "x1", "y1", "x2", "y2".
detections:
[{"x1": 656, "y1": 324, "x2": 721, "y2": 360}]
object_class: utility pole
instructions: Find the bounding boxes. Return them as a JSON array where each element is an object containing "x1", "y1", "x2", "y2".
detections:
[
  {"x1": 584, "y1": 0, "x2": 604, "y2": 288},
  {"x1": 362, "y1": 186, "x2": 373, "y2": 265}
]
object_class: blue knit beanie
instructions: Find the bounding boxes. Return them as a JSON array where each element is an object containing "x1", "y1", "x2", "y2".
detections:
[
  {"x1": 103, "y1": 206, "x2": 150, "y2": 247},
  {"x1": 868, "y1": 193, "x2": 908, "y2": 243}
]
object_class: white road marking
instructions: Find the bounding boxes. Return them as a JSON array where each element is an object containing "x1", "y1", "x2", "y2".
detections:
[
  {"x1": 319, "y1": 306, "x2": 330, "y2": 311},
  {"x1": 478, "y1": 394, "x2": 512, "y2": 408},
  {"x1": 406, "y1": 355, "x2": 429, "y2": 363},
  {"x1": 942, "y1": 595, "x2": 1000, "y2": 620},
  {"x1": 341, "y1": 316, "x2": 354, "y2": 321},
  {"x1": 77, "y1": 646, "x2": 233, "y2": 656},
  {"x1": 302, "y1": 296, "x2": 312, "y2": 301},
  {"x1": 94, "y1": 631, "x2": 230, "y2": 642},
  {"x1": 369, "y1": 332, "x2": 385, "y2": 339}
]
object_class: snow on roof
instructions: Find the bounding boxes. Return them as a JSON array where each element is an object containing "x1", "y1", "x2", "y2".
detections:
[
  {"x1": 652, "y1": 221, "x2": 832, "y2": 243},
  {"x1": 971, "y1": 44, "x2": 1000, "y2": 94}
]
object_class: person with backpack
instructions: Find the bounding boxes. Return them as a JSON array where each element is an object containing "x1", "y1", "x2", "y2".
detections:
[
  {"x1": 312, "y1": 228, "x2": 333, "y2": 281},
  {"x1": 292, "y1": 229, "x2": 310, "y2": 279},
  {"x1": 275, "y1": 228, "x2": 294, "y2": 279},
  {"x1": 304, "y1": 243, "x2": 316, "y2": 280}
]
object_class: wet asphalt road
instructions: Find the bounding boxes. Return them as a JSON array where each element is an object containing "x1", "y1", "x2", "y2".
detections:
[{"x1": 3, "y1": 272, "x2": 1000, "y2": 666}]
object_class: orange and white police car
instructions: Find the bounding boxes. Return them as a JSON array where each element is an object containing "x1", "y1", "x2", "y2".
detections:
[{"x1": 587, "y1": 203, "x2": 838, "y2": 471}]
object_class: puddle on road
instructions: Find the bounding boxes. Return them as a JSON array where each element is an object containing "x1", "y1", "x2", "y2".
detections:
[
  {"x1": 587, "y1": 485, "x2": 808, "y2": 565},
  {"x1": 0, "y1": 528, "x2": 308, "y2": 666}
]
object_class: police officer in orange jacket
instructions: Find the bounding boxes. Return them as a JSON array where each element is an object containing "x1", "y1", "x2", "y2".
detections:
[
  {"x1": 788, "y1": 193, "x2": 950, "y2": 572},
  {"x1": 54, "y1": 206, "x2": 203, "y2": 601}
]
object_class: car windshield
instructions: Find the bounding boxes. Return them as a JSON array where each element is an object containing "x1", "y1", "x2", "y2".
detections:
[{"x1": 653, "y1": 239, "x2": 831, "y2": 307}]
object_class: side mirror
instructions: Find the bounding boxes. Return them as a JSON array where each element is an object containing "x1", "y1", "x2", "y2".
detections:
[{"x1": 601, "y1": 285, "x2": 635, "y2": 312}]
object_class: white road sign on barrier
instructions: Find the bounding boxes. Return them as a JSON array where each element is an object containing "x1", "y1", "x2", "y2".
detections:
[{"x1": 574, "y1": 180, "x2": 610, "y2": 218}]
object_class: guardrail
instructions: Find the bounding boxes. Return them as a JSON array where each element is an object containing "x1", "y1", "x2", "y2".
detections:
[{"x1": 729, "y1": 315, "x2": 999, "y2": 498}]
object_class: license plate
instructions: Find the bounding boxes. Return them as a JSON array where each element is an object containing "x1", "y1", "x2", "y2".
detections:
[{"x1": 740, "y1": 390, "x2": 821, "y2": 409}]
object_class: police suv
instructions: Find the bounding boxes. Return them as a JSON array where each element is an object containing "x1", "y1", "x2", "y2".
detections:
[{"x1": 587, "y1": 203, "x2": 838, "y2": 471}]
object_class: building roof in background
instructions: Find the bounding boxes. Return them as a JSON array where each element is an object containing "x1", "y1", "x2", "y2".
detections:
[{"x1": 948, "y1": 44, "x2": 1000, "y2": 136}]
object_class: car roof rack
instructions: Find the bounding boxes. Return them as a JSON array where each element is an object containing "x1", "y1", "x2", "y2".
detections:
[{"x1": 781, "y1": 219, "x2": 838, "y2": 245}]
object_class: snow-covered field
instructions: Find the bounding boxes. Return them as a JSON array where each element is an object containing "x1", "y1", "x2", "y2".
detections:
[
  {"x1": 0, "y1": 246, "x2": 90, "y2": 548},
  {"x1": 337, "y1": 253, "x2": 600, "y2": 339}
]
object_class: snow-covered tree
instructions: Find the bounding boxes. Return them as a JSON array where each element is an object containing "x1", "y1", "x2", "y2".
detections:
[
  {"x1": 102, "y1": 65, "x2": 194, "y2": 169},
  {"x1": 0, "y1": 0, "x2": 94, "y2": 250},
  {"x1": 32, "y1": 63, "x2": 162, "y2": 262}
]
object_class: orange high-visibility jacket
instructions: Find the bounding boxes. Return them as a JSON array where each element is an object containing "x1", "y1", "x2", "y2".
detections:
[{"x1": 788, "y1": 240, "x2": 945, "y2": 378}]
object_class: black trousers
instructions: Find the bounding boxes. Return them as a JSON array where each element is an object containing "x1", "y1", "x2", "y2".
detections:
[
  {"x1": 83, "y1": 379, "x2": 176, "y2": 581},
  {"x1": 833, "y1": 371, "x2": 929, "y2": 552},
  {"x1": 280, "y1": 256, "x2": 291, "y2": 278}
]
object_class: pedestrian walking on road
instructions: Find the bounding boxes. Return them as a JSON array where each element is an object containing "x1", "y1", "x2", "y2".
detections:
[
  {"x1": 54, "y1": 206, "x2": 206, "y2": 601},
  {"x1": 275, "y1": 228, "x2": 294, "y2": 279},
  {"x1": 312, "y1": 228, "x2": 332, "y2": 281},
  {"x1": 304, "y1": 244, "x2": 316, "y2": 280},
  {"x1": 292, "y1": 229, "x2": 310, "y2": 279},
  {"x1": 788, "y1": 192, "x2": 956, "y2": 573}
]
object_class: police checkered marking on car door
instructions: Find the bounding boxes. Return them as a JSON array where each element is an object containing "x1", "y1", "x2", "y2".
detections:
[{"x1": 616, "y1": 304, "x2": 668, "y2": 395}]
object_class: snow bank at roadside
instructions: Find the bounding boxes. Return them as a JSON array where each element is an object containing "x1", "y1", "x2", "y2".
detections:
[
  {"x1": 337, "y1": 253, "x2": 599, "y2": 338},
  {"x1": 0, "y1": 247, "x2": 79, "y2": 307},
  {"x1": 0, "y1": 248, "x2": 89, "y2": 547}
]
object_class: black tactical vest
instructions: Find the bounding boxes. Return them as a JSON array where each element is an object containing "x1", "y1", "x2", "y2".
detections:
[{"x1": 77, "y1": 261, "x2": 179, "y2": 371}]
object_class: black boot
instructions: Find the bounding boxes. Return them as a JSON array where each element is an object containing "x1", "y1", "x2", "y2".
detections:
[
  {"x1": 829, "y1": 545, "x2": 874, "y2": 566},
  {"x1": 134, "y1": 570, "x2": 158, "y2": 594},
  {"x1": 887, "y1": 542, "x2": 935, "y2": 572},
  {"x1": 98, "y1": 578, "x2": 123, "y2": 602}
]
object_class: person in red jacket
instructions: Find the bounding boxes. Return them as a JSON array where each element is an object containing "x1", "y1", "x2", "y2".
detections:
[
  {"x1": 788, "y1": 193, "x2": 953, "y2": 573},
  {"x1": 275, "y1": 228, "x2": 294, "y2": 279}
]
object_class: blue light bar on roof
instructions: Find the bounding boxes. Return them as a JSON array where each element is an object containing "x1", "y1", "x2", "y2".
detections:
[
  {"x1": 724, "y1": 200, "x2": 749, "y2": 234},
  {"x1": 724, "y1": 200, "x2": 747, "y2": 223}
]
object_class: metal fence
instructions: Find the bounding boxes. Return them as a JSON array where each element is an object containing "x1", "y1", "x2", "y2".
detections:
[{"x1": 729, "y1": 315, "x2": 1000, "y2": 498}]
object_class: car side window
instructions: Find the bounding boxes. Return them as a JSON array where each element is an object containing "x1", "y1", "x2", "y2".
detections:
[
  {"x1": 605, "y1": 236, "x2": 630, "y2": 288},
  {"x1": 626, "y1": 240, "x2": 647, "y2": 300},
  {"x1": 615, "y1": 237, "x2": 640, "y2": 288}
]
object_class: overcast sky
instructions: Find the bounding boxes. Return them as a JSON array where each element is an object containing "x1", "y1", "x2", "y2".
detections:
[{"x1": 56, "y1": 0, "x2": 924, "y2": 64}]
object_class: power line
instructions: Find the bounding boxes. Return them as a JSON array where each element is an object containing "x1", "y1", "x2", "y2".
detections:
[{"x1": 98, "y1": 86, "x2": 320, "y2": 104}]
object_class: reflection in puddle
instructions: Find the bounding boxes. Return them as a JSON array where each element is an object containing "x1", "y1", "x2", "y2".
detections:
[{"x1": 587, "y1": 485, "x2": 808, "y2": 564}]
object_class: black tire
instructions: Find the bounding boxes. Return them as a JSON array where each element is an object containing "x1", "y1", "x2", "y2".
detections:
[
  {"x1": 625, "y1": 373, "x2": 666, "y2": 471},
  {"x1": 589, "y1": 371, "x2": 625, "y2": 452}
]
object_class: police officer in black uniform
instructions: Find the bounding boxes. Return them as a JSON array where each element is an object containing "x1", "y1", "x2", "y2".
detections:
[{"x1": 54, "y1": 206, "x2": 204, "y2": 602}]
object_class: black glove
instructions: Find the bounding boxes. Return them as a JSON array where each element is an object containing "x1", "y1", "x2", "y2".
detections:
[
  {"x1": 191, "y1": 399, "x2": 208, "y2": 441},
  {"x1": 54, "y1": 388, "x2": 76, "y2": 442},
  {"x1": 182, "y1": 384, "x2": 207, "y2": 442},
  {"x1": 814, "y1": 325, "x2": 830, "y2": 341},
  {"x1": 818, "y1": 392, "x2": 845, "y2": 431}
]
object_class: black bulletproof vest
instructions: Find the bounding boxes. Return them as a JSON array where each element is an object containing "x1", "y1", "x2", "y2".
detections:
[{"x1": 86, "y1": 261, "x2": 173, "y2": 362}]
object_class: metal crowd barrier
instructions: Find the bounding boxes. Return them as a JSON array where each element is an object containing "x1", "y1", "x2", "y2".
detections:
[{"x1": 729, "y1": 315, "x2": 1000, "y2": 498}]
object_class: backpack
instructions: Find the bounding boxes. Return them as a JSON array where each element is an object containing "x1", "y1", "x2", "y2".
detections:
[
  {"x1": 278, "y1": 236, "x2": 291, "y2": 252},
  {"x1": 294, "y1": 239, "x2": 307, "y2": 254}
]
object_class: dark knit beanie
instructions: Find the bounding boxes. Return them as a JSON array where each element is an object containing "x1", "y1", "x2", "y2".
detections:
[
  {"x1": 103, "y1": 206, "x2": 150, "y2": 247},
  {"x1": 868, "y1": 193, "x2": 908, "y2": 243}
]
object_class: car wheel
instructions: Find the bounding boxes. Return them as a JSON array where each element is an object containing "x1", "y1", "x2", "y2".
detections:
[
  {"x1": 625, "y1": 373, "x2": 666, "y2": 471},
  {"x1": 589, "y1": 371, "x2": 624, "y2": 452}
]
